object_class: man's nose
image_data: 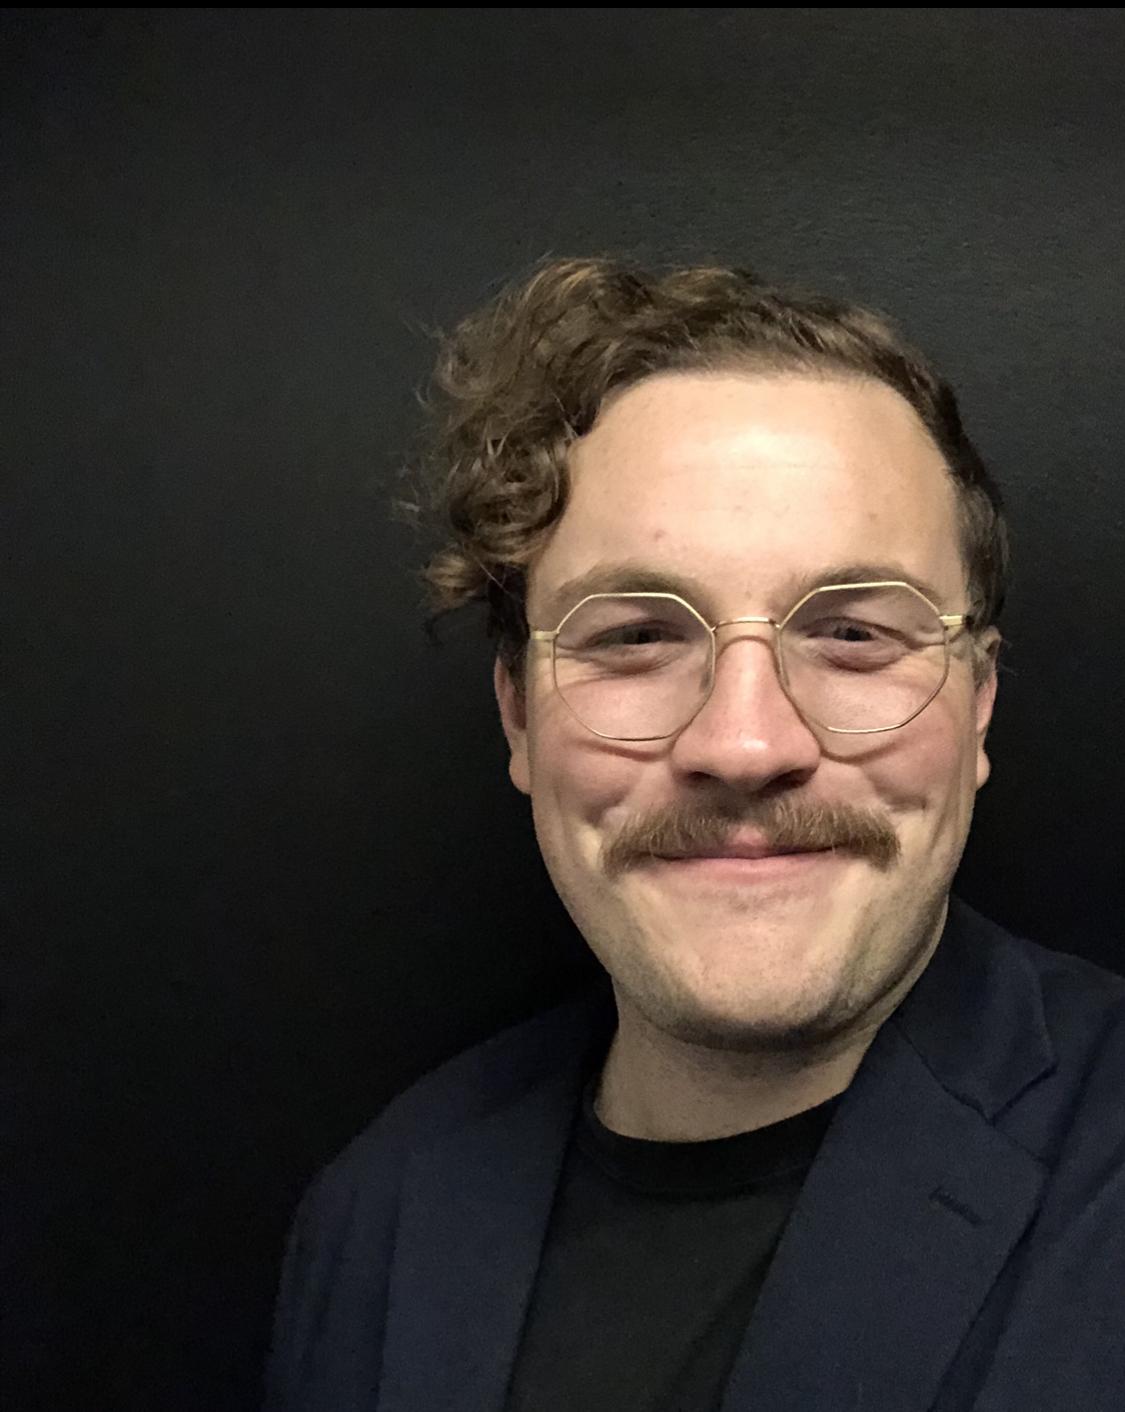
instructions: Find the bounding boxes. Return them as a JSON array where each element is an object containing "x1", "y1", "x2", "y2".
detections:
[{"x1": 668, "y1": 625, "x2": 822, "y2": 788}]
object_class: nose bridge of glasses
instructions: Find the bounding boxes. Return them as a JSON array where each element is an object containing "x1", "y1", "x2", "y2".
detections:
[
  {"x1": 704, "y1": 616, "x2": 788, "y2": 691},
  {"x1": 710, "y1": 614, "x2": 778, "y2": 633},
  {"x1": 708, "y1": 614, "x2": 783, "y2": 655}
]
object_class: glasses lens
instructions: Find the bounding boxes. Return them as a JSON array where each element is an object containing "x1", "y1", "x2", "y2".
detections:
[
  {"x1": 552, "y1": 586, "x2": 952, "y2": 739},
  {"x1": 781, "y1": 584, "x2": 948, "y2": 731},
  {"x1": 554, "y1": 595, "x2": 711, "y2": 739}
]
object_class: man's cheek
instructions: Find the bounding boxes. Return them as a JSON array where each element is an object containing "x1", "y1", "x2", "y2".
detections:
[
  {"x1": 869, "y1": 708, "x2": 963, "y2": 800},
  {"x1": 532, "y1": 749, "x2": 645, "y2": 864},
  {"x1": 533, "y1": 726, "x2": 639, "y2": 806}
]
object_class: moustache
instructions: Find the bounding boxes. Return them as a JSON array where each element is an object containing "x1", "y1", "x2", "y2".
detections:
[{"x1": 600, "y1": 796, "x2": 901, "y2": 879}]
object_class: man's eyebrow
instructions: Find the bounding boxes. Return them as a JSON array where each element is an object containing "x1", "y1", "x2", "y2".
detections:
[{"x1": 537, "y1": 560, "x2": 951, "y2": 624}]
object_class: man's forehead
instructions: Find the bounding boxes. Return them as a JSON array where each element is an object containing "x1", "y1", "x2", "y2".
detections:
[{"x1": 584, "y1": 368, "x2": 940, "y2": 467}]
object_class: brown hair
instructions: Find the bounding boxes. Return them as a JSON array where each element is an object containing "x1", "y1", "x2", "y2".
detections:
[{"x1": 396, "y1": 257, "x2": 1010, "y2": 692}]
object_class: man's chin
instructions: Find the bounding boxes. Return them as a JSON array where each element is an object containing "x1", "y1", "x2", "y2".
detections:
[{"x1": 646, "y1": 1003, "x2": 866, "y2": 1059}]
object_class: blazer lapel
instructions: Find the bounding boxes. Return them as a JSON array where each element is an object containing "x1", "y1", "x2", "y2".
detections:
[
  {"x1": 377, "y1": 990, "x2": 613, "y2": 1412},
  {"x1": 719, "y1": 899, "x2": 1056, "y2": 1412}
]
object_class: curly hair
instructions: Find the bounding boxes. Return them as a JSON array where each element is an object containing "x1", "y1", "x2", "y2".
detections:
[{"x1": 396, "y1": 256, "x2": 1010, "y2": 693}]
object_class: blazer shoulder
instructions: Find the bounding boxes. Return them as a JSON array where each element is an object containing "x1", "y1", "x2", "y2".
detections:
[
  {"x1": 957, "y1": 896, "x2": 1125, "y2": 1027},
  {"x1": 984, "y1": 913, "x2": 1125, "y2": 1166},
  {"x1": 1015, "y1": 928, "x2": 1125, "y2": 1035},
  {"x1": 311, "y1": 979, "x2": 610, "y2": 1206}
]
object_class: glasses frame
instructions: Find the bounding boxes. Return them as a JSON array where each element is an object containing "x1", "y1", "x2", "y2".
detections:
[{"x1": 529, "y1": 580, "x2": 974, "y2": 740}]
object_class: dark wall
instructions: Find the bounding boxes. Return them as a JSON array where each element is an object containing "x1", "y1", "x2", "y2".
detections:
[{"x1": 4, "y1": 9, "x2": 1124, "y2": 1410}]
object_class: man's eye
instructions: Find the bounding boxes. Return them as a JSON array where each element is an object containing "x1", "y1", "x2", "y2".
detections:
[
  {"x1": 590, "y1": 623, "x2": 684, "y2": 648},
  {"x1": 804, "y1": 618, "x2": 897, "y2": 644}
]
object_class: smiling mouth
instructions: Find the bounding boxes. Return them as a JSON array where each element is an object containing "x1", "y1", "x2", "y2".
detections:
[
  {"x1": 644, "y1": 849, "x2": 841, "y2": 883},
  {"x1": 656, "y1": 846, "x2": 834, "y2": 861}
]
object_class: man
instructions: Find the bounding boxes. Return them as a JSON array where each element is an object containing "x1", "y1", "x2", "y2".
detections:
[{"x1": 264, "y1": 259, "x2": 1125, "y2": 1411}]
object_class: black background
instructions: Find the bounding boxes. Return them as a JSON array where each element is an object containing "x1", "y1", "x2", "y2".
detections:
[{"x1": 4, "y1": 9, "x2": 1125, "y2": 1410}]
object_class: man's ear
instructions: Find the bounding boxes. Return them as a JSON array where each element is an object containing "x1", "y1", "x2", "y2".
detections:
[
  {"x1": 494, "y1": 655, "x2": 531, "y2": 796},
  {"x1": 973, "y1": 627, "x2": 1002, "y2": 791}
]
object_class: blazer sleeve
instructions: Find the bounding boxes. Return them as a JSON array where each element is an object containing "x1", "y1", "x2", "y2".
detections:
[
  {"x1": 262, "y1": 1172, "x2": 326, "y2": 1412},
  {"x1": 261, "y1": 1112, "x2": 414, "y2": 1412}
]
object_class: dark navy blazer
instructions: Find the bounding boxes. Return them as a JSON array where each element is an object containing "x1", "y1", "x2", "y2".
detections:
[{"x1": 265, "y1": 896, "x2": 1125, "y2": 1411}]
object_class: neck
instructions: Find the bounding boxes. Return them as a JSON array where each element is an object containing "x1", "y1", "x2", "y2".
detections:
[{"x1": 593, "y1": 1012, "x2": 870, "y2": 1142}]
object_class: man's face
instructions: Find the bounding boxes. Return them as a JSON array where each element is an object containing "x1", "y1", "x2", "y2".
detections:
[{"x1": 495, "y1": 372, "x2": 1000, "y2": 1055}]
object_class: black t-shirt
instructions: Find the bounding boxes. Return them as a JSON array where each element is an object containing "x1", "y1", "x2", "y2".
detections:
[{"x1": 504, "y1": 1047, "x2": 843, "y2": 1412}]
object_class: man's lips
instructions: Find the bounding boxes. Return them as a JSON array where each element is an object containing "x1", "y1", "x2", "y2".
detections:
[
  {"x1": 657, "y1": 848, "x2": 830, "y2": 860},
  {"x1": 644, "y1": 848, "x2": 839, "y2": 887},
  {"x1": 636, "y1": 828, "x2": 843, "y2": 884},
  {"x1": 653, "y1": 835, "x2": 834, "y2": 861}
]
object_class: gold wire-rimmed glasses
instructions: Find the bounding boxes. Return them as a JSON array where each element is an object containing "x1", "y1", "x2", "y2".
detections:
[{"x1": 528, "y1": 580, "x2": 974, "y2": 740}]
